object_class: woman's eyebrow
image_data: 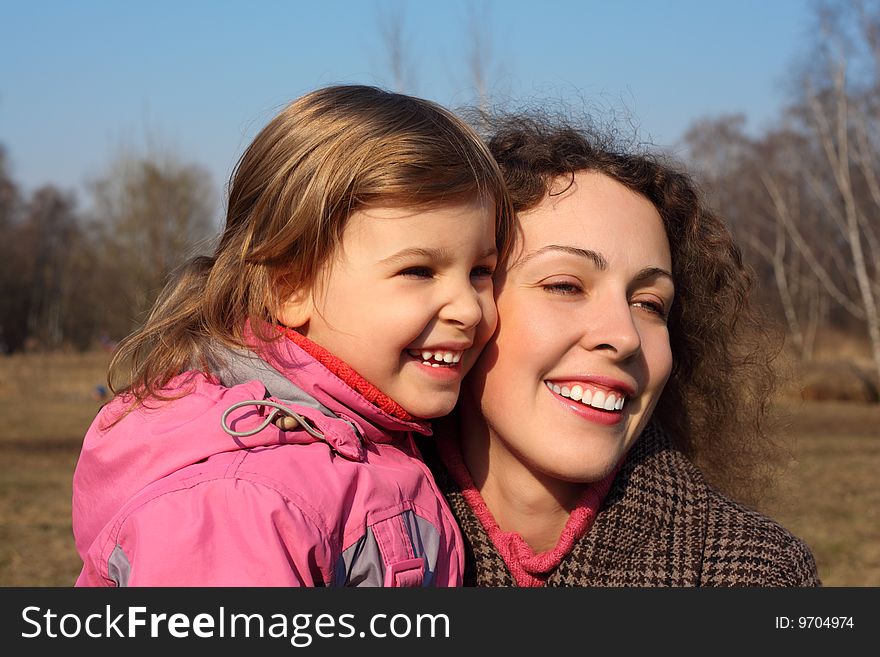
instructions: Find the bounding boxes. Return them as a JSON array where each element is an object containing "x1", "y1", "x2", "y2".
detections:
[
  {"x1": 516, "y1": 244, "x2": 608, "y2": 270},
  {"x1": 517, "y1": 246, "x2": 673, "y2": 284},
  {"x1": 634, "y1": 266, "x2": 674, "y2": 283}
]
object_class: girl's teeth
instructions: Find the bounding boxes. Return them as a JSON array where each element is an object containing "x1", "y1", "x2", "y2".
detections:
[
  {"x1": 411, "y1": 350, "x2": 463, "y2": 365},
  {"x1": 545, "y1": 381, "x2": 625, "y2": 412}
]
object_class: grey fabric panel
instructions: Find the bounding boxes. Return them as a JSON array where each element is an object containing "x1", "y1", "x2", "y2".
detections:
[
  {"x1": 337, "y1": 528, "x2": 384, "y2": 587},
  {"x1": 107, "y1": 544, "x2": 131, "y2": 587},
  {"x1": 333, "y1": 549, "x2": 351, "y2": 587},
  {"x1": 404, "y1": 512, "x2": 440, "y2": 587},
  {"x1": 335, "y1": 510, "x2": 441, "y2": 587},
  {"x1": 204, "y1": 344, "x2": 338, "y2": 419}
]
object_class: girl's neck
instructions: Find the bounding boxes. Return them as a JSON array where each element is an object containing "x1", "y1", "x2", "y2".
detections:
[{"x1": 457, "y1": 403, "x2": 588, "y2": 553}]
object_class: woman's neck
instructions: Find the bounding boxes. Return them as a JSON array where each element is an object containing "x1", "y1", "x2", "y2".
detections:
[{"x1": 457, "y1": 403, "x2": 587, "y2": 553}]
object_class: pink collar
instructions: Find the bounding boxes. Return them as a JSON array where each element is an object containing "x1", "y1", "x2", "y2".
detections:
[{"x1": 437, "y1": 434, "x2": 617, "y2": 587}]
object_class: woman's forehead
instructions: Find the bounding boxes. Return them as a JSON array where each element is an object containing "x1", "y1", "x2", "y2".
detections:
[{"x1": 510, "y1": 172, "x2": 670, "y2": 272}]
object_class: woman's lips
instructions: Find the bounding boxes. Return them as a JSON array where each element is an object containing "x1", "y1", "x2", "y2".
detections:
[{"x1": 545, "y1": 381, "x2": 628, "y2": 426}]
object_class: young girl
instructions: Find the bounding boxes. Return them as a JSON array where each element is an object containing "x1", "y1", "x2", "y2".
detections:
[{"x1": 72, "y1": 85, "x2": 513, "y2": 587}]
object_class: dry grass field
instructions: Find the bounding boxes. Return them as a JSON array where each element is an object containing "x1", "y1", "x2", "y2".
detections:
[
  {"x1": 0, "y1": 350, "x2": 878, "y2": 587},
  {"x1": 0, "y1": 351, "x2": 112, "y2": 586}
]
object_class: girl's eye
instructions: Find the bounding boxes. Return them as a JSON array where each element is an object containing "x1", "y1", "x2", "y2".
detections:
[
  {"x1": 399, "y1": 267, "x2": 433, "y2": 279},
  {"x1": 632, "y1": 299, "x2": 668, "y2": 320},
  {"x1": 471, "y1": 265, "x2": 495, "y2": 279}
]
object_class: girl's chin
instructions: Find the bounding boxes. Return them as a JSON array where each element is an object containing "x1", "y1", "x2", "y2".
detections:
[{"x1": 400, "y1": 400, "x2": 457, "y2": 421}]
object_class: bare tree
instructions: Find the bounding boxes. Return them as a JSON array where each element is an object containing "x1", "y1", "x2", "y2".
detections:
[
  {"x1": 377, "y1": 1, "x2": 414, "y2": 93},
  {"x1": 0, "y1": 147, "x2": 24, "y2": 352},
  {"x1": 781, "y1": 0, "x2": 880, "y2": 382},
  {"x1": 755, "y1": 169, "x2": 829, "y2": 360},
  {"x1": 0, "y1": 147, "x2": 15, "y2": 226},
  {"x1": 20, "y1": 186, "x2": 79, "y2": 349},
  {"x1": 89, "y1": 150, "x2": 216, "y2": 331},
  {"x1": 683, "y1": 116, "x2": 831, "y2": 362},
  {"x1": 465, "y1": 0, "x2": 494, "y2": 114}
]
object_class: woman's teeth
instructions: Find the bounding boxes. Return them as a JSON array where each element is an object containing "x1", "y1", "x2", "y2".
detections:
[
  {"x1": 546, "y1": 381, "x2": 626, "y2": 411},
  {"x1": 408, "y1": 350, "x2": 462, "y2": 367}
]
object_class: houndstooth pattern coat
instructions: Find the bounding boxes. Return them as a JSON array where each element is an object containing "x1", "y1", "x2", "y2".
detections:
[{"x1": 420, "y1": 423, "x2": 821, "y2": 587}]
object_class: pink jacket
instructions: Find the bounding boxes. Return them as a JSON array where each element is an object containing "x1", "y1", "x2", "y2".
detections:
[{"x1": 72, "y1": 335, "x2": 464, "y2": 586}]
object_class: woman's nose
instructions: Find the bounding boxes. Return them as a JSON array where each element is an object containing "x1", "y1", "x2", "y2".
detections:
[{"x1": 581, "y1": 296, "x2": 642, "y2": 360}]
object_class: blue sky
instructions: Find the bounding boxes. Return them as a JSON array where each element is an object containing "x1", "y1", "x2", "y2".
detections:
[{"x1": 1, "y1": 0, "x2": 815, "y2": 209}]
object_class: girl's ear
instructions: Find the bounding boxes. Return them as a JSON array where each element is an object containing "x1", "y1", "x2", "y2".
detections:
[
  {"x1": 276, "y1": 285, "x2": 313, "y2": 330},
  {"x1": 275, "y1": 277, "x2": 315, "y2": 329}
]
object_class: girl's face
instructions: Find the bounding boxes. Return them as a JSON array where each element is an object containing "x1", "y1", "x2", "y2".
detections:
[
  {"x1": 279, "y1": 199, "x2": 499, "y2": 419},
  {"x1": 463, "y1": 171, "x2": 674, "y2": 493}
]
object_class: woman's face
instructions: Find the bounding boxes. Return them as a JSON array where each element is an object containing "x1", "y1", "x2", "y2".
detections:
[{"x1": 463, "y1": 171, "x2": 674, "y2": 489}]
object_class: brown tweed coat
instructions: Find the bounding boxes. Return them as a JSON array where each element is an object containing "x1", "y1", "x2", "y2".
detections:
[{"x1": 419, "y1": 423, "x2": 821, "y2": 587}]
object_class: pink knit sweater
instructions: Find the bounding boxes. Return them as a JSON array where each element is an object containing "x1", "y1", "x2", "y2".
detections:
[{"x1": 436, "y1": 436, "x2": 617, "y2": 587}]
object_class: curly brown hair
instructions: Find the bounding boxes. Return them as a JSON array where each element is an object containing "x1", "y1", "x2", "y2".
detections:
[{"x1": 484, "y1": 112, "x2": 783, "y2": 506}]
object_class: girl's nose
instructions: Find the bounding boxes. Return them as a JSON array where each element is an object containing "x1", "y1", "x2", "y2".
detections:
[{"x1": 439, "y1": 279, "x2": 484, "y2": 331}]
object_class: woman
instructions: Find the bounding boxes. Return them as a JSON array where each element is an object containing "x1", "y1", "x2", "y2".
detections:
[{"x1": 420, "y1": 114, "x2": 821, "y2": 586}]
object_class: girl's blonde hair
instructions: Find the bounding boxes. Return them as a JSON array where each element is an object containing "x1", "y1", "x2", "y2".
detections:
[{"x1": 108, "y1": 85, "x2": 514, "y2": 404}]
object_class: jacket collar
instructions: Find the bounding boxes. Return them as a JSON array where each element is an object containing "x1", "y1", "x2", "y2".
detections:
[{"x1": 209, "y1": 324, "x2": 431, "y2": 450}]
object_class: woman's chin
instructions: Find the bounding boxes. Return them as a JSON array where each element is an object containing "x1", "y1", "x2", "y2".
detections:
[{"x1": 533, "y1": 447, "x2": 624, "y2": 486}]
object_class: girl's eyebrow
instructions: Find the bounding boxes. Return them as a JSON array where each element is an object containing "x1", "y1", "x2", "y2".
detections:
[
  {"x1": 517, "y1": 245, "x2": 674, "y2": 282},
  {"x1": 379, "y1": 246, "x2": 498, "y2": 265}
]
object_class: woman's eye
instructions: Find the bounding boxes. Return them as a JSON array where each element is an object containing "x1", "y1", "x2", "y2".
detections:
[
  {"x1": 399, "y1": 267, "x2": 433, "y2": 279},
  {"x1": 632, "y1": 299, "x2": 668, "y2": 319},
  {"x1": 471, "y1": 265, "x2": 495, "y2": 279},
  {"x1": 541, "y1": 282, "x2": 583, "y2": 295}
]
